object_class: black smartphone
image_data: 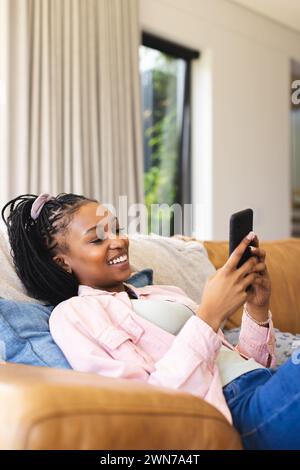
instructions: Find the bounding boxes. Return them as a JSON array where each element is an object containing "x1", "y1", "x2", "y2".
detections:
[{"x1": 229, "y1": 208, "x2": 254, "y2": 269}]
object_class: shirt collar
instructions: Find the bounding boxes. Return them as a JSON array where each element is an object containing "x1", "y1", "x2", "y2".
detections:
[{"x1": 78, "y1": 283, "x2": 152, "y2": 298}]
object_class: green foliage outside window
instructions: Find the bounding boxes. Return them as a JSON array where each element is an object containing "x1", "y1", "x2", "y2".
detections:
[{"x1": 141, "y1": 48, "x2": 184, "y2": 235}]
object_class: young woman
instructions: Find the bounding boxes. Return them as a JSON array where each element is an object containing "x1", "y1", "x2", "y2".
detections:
[{"x1": 2, "y1": 193, "x2": 300, "y2": 450}]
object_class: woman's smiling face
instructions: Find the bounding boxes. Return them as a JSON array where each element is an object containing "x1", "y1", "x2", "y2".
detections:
[{"x1": 53, "y1": 201, "x2": 131, "y2": 292}]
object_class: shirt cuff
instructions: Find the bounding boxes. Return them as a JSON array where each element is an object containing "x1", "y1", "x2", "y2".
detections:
[{"x1": 240, "y1": 307, "x2": 274, "y2": 346}]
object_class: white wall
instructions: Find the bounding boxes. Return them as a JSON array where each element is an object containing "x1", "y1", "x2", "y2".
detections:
[{"x1": 140, "y1": 0, "x2": 300, "y2": 240}]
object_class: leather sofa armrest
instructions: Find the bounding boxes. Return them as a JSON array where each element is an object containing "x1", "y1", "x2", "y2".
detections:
[{"x1": 0, "y1": 363, "x2": 242, "y2": 450}]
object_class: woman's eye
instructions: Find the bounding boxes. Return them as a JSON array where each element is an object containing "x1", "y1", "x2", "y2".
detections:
[
  {"x1": 90, "y1": 227, "x2": 125, "y2": 243},
  {"x1": 90, "y1": 238, "x2": 104, "y2": 244}
]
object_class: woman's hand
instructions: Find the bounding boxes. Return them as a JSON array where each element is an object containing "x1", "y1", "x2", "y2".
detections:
[
  {"x1": 245, "y1": 239, "x2": 271, "y2": 322},
  {"x1": 196, "y1": 233, "x2": 263, "y2": 332}
]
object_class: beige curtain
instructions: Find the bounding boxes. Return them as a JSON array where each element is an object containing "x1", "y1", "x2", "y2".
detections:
[{"x1": 0, "y1": 0, "x2": 144, "y2": 209}]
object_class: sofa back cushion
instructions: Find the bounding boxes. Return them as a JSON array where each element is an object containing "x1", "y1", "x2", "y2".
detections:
[
  {"x1": 129, "y1": 233, "x2": 215, "y2": 304},
  {"x1": 204, "y1": 238, "x2": 300, "y2": 333}
]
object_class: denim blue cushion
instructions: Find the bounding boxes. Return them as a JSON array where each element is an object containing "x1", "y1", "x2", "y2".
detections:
[
  {"x1": 0, "y1": 300, "x2": 70, "y2": 368},
  {"x1": 0, "y1": 269, "x2": 153, "y2": 367},
  {"x1": 127, "y1": 268, "x2": 153, "y2": 287}
]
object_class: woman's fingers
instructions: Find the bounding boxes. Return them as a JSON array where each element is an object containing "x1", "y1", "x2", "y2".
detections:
[
  {"x1": 238, "y1": 255, "x2": 259, "y2": 276},
  {"x1": 251, "y1": 235, "x2": 259, "y2": 248},
  {"x1": 252, "y1": 276, "x2": 265, "y2": 285},
  {"x1": 241, "y1": 272, "x2": 258, "y2": 290},
  {"x1": 249, "y1": 246, "x2": 266, "y2": 260},
  {"x1": 237, "y1": 258, "x2": 266, "y2": 284},
  {"x1": 251, "y1": 261, "x2": 266, "y2": 274},
  {"x1": 225, "y1": 232, "x2": 256, "y2": 271}
]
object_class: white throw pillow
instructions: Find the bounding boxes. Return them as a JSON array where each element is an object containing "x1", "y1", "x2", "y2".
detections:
[
  {"x1": 0, "y1": 221, "x2": 41, "y2": 302},
  {"x1": 128, "y1": 233, "x2": 216, "y2": 304}
]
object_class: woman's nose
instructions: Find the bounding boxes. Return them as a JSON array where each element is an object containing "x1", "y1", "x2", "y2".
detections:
[{"x1": 108, "y1": 234, "x2": 128, "y2": 246}]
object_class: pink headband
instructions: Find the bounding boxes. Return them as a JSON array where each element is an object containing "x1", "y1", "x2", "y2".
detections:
[{"x1": 30, "y1": 193, "x2": 54, "y2": 220}]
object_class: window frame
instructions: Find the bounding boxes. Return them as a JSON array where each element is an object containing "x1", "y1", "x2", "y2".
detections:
[{"x1": 141, "y1": 32, "x2": 200, "y2": 219}]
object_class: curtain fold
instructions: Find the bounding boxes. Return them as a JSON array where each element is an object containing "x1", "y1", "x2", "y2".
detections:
[{"x1": 0, "y1": 0, "x2": 144, "y2": 209}]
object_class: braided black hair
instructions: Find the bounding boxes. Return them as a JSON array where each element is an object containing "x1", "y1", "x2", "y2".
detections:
[{"x1": 1, "y1": 193, "x2": 96, "y2": 306}]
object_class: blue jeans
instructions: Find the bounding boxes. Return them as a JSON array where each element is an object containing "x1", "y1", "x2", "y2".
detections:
[{"x1": 223, "y1": 354, "x2": 300, "y2": 449}]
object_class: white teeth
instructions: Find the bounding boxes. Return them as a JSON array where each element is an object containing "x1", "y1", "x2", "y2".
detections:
[{"x1": 108, "y1": 254, "x2": 127, "y2": 265}]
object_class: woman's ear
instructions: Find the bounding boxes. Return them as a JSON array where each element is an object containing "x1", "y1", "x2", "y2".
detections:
[{"x1": 53, "y1": 255, "x2": 72, "y2": 274}]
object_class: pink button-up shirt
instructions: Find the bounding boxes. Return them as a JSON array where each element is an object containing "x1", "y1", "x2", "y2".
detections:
[{"x1": 49, "y1": 283, "x2": 276, "y2": 423}]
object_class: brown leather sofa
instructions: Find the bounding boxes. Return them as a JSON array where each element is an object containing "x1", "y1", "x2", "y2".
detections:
[{"x1": 0, "y1": 238, "x2": 299, "y2": 450}]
